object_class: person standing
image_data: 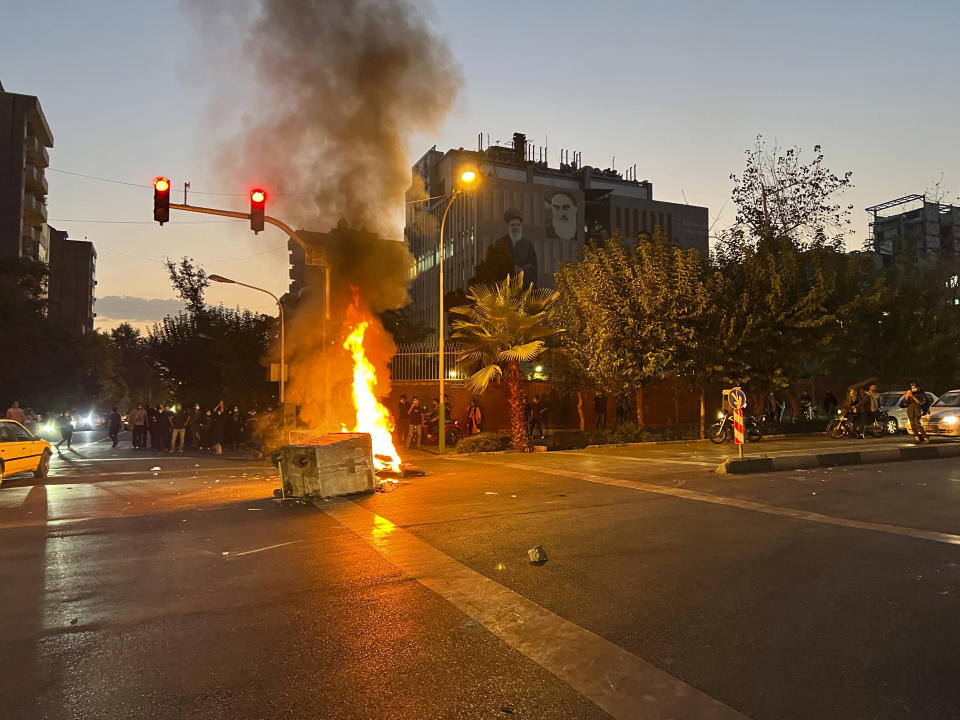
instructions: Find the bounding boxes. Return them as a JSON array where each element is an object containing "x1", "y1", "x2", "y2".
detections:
[
  {"x1": 528, "y1": 395, "x2": 546, "y2": 439},
  {"x1": 170, "y1": 405, "x2": 189, "y2": 454},
  {"x1": 188, "y1": 403, "x2": 203, "y2": 450},
  {"x1": 396, "y1": 395, "x2": 409, "y2": 445},
  {"x1": 156, "y1": 406, "x2": 172, "y2": 453},
  {"x1": 467, "y1": 399, "x2": 484, "y2": 435},
  {"x1": 107, "y1": 407, "x2": 122, "y2": 447},
  {"x1": 209, "y1": 404, "x2": 225, "y2": 455},
  {"x1": 823, "y1": 390, "x2": 838, "y2": 417},
  {"x1": 225, "y1": 405, "x2": 244, "y2": 451},
  {"x1": 904, "y1": 382, "x2": 929, "y2": 443},
  {"x1": 854, "y1": 387, "x2": 872, "y2": 438},
  {"x1": 594, "y1": 392, "x2": 608, "y2": 429},
  {"x1": 5, "y1": 400, "x2": 26, "y2": 424},
  {"x1": 128, "y1": 403, "x2": 148, "y2": 449},
  {"x1": 55, "y1": 410, "x2": 74, "y2": 453},
  {"x1": 407, "y1": 397, "x2": 423, "y2": 449}
]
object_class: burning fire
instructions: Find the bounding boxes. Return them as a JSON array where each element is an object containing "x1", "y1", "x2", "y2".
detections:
[{"x1": 342, "y1": 321, "x2": 402, "y2": 473}]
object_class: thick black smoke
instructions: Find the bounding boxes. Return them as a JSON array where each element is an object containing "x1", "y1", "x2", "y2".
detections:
[{"x1": 185, "y1": 0, "x2": 460, "y2": 428}]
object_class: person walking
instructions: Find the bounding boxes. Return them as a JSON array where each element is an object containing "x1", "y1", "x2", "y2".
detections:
[
  {"x1": 616, "y1": 392, "x2": 631, "y2": 427},
  {"x1": 467, "y1": 399, "x2": 484, "y2": 435},
  {"x1": 594, "y1": 392, "x2": 608, "y2": 429},
  {"x1": 106, "y1": 407, "x2": 122, "y2": 447},
  {"x1": 170, "y1": 405, "x2": 189, "y2": 454},
  {"x1": 225, "y1": 405, "x2": 244, "y2": 451},
  {"x1": 128, "y1": 403, "x2": 148, "y2": 449},
  {"x1": 396, "y1": 395, "x2": 409, "y2": 445},
  {"x1": 55, "y1": 410, "x2": 74, "y2": 453},
  {"x1": 5, "y1": 400, "x2": 26, "y2": 424},
  {"x1": 188, "y1": 403, "x2": 203, "y2": 450},
  {"x1": 903, "y1": 382, "x2": 930, "y2": 443},
  {"x1": 407, "y1": 397, "x2": 423, "y2": 448}
]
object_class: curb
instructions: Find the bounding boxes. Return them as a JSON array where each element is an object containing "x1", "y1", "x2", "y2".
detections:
[{"x1": 716, "y1": 441, "x2": 960, "y2": 475}]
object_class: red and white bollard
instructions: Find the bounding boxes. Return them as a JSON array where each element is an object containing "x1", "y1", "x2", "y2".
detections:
[{"x1": 733, "y1": 407, "x2": 744, "y2": 459}]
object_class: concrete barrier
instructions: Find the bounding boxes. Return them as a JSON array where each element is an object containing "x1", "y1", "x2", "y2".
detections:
[{"x1": 716, "y1": 441, "x2": 960, "y2": 475}]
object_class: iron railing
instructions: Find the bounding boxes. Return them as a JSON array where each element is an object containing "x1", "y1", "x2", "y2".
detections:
[{"x1": 390, "y1": 343, "x2": 469, "y2": 383}]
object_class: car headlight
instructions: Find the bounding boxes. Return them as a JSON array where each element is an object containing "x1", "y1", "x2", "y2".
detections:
[
  {"x1": 43, "y1": 422, "x2": 55, "y2": 433},
  {"x1": 942, "y1": 416, "x2": 958, "y2": 425}
]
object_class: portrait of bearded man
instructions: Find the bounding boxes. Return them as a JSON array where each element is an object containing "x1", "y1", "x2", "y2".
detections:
[
  {"x1": 494, "y1": 207, "x2": 538, "y2": 286},
  {"x1": 546, "y1": 191, "x2": 579, "y2": 241}
]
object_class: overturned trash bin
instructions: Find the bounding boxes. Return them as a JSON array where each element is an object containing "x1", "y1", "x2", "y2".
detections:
[{"x1": 278, "y1": 432, "x2": 377, "y2": 499}]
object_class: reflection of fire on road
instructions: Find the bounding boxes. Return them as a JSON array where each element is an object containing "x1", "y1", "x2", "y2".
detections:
[{"x1": 342, "y1": 321, "x2": 401, "y2": 473}]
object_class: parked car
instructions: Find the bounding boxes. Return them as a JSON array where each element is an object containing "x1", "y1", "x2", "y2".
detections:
[
  {"x1": 0, "y1": 420, "x2": 52, "y2": 481},
  {"x1": 921, "y1": 389, "x2": 960, "y2": 438},
  {"x1": 877, "y1": 390, "x2": 939, "y2": 433}
]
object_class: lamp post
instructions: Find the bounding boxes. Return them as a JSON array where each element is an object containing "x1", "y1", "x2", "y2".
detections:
[
  {"x1": 437, "y1": 169, "x2": 477, "y2": 454},
  {"x1": 209, "y1": 274, "x2": 285, "y2": 405}
]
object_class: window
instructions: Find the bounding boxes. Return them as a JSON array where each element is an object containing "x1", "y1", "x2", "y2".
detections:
[{"x1": 10, "y1": 423, "x2": 33, "y2": 441}]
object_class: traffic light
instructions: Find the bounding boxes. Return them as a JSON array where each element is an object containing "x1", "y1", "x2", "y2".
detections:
[
  {"x1": 153, "y1": 177, "x2": 170, "y2": 225},
  {"x1": 250, "y1": 189, "x2": 266, "y2": 233}
]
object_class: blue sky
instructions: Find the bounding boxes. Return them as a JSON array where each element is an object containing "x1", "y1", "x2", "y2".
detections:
[{"x1": 3, "y1": 0, "x2": 958, "y2": 329}]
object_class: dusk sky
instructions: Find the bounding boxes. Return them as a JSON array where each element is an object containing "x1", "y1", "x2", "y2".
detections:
[{"x1": 3, "y1": 0, "x2": 958, "y2": 330}]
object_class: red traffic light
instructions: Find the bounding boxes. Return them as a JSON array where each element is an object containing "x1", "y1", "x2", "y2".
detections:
[
  {"x1": 154, "y1": 177, "x2": 170, "y2": 193},
  {"x1": 251, "y1": 189, "x2": 266, "y2": 204}
]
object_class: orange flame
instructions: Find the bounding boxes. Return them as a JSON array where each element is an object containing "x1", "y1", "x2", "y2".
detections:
[{"x1": 342, "y1": 321, "x2": 401, "y2": 472}]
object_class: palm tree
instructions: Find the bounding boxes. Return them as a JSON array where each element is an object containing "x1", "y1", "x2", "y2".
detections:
[{"x1": 451, "y1": 273, "x2": 560, "y2": 451}]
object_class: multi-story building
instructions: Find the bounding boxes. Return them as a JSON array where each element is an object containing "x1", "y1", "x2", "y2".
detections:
[
  {"x1": 404, "y1": 132, "x2": 709, "y2": 328},
  {"x1": 48, "y1": 227, "x2": 97, "y2": 333},
  {"x1": 0, "y1": 80, "x2": 54, "y2": 262},
  {"x1": 867, "y1": 194, "x2": 960, "y2": 267}
]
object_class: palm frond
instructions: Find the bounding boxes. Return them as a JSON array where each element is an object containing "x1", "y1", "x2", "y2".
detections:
[{"x1": 466, "y1": 363, "x2": 502, "y2": 394}]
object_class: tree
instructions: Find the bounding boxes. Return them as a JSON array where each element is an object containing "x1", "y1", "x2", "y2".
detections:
[
  {"x1": 451, "y1": 273, "x2": 559, "y2": 451},
  {"x1": 146, "y1": 306, "x2": 276, "y2": 408},
  {"x1": 164, "y1": 256, "x2": 209, "y2": 315},
  {"x1": 554, "y1": 230, "x2": 709, "y2": 429},
  {"x1": 727, "y1": 136, "x2": 854, "y2": 249}
]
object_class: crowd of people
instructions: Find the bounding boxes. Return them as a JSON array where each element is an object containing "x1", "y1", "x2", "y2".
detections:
[
  {"x1": 3, "y1": 399, "x2": 258, "y2": 456},
  {"x1": 393, "y1": 393, "x2": 550, "y2": 449},
  {"x1": 116, "y1": 402, "x2": 252, "y2": 454}
]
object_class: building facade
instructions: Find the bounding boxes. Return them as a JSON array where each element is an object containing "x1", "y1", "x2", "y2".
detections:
[
  {"x1": 404, "y1": 132, "x2": 709, "y2": 328},
  {"x1": 867, "y1": 194, "x2": 960, "y2": 266},
  {"x1": 48, "y1": 227, "x2": 97, "y2": 333},
  {"x1": 0, "y1": 80, "x2": 53, "y2": 261}
]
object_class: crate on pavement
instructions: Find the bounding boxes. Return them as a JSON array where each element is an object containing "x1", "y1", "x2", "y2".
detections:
[{"x1": 279, "y1": 432, "x2": 376, "y2": 499}]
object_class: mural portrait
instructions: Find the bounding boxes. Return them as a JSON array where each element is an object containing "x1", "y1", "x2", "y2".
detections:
[
  {"x1": 494, "y1": 208, "x2": 538, "y2": 285},
  {"x1": 545, "y1": 192, "x2": 578, "y2": 241}
]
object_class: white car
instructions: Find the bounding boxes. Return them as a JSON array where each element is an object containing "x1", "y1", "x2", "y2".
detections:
[
  {"x1": 877, "y1": 390, "x2": 939, "y2": 433},
  {"x1": 0, "y1": 420, "x2": 52, "y2": 480},
  {"x1": 922, "y1": 389, "x2": 960, "y2": 438}
]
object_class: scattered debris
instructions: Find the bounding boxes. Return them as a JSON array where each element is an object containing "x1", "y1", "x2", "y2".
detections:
[
  {"x1": 151, "y1": 466, "x2": 162, "y2": 471},
  {"x1": 378, "y1": 479, "x2": 399, "y2": 493},
  {"x1": 485, "y1": 491, "x2": 499, "y2": 495},
  {"x1": 222, "y1": 551, "x2": 230, "y2": 556},
  {"x1": 528, "y1": 545, "x2": 548, "y2": 564},
  {"x1": 247, "y1": 508, "x2": 262, "y2": 511},
  {"x1": 511, "y1": 494, "x2": 517, "y2": 498}
]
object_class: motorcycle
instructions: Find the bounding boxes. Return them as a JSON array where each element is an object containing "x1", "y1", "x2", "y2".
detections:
[
  {"x1": 421, "y1": 418, "x2": 464, "y2": 446},
  {"x1": 709, "y1": 411, "x2": 763, "y2": 444},
  {"x1": 827, "y1": 409, "x2": 892, "y2": 439}
]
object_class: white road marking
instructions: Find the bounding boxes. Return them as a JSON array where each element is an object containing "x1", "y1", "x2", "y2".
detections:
[
  {"x1": 580, "y1": 453, "x2": 716, "y2": 467},
  {"x1": 321, "y1": 499, "x2": 746, "y2": 720},
  {"x1": 232, "y1": 540, "x2": 301, "y2": 556},
  {"x1": 483, "y1": 459, "x2": 960, "y2": 547}
]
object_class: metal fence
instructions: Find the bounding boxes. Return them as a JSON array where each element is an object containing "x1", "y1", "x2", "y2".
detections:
[{"x1": 390, "y1": 343, "x2": 469, "y2": 383}]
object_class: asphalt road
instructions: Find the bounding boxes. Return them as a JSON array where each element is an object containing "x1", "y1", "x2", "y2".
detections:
[{"x1": 2, "y1": 430, "x2": 959, "y2": 719}]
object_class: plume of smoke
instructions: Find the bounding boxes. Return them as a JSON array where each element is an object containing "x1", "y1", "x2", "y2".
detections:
[
  {"x1": 185, "y1": 0, "x2": 461, "y2": 235},
  {"x1": 184, "y1": 0, "x2": 460, "y2": 434}
]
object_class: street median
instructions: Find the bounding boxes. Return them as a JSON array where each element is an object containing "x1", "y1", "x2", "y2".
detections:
[{"x1": 716, "y1": 441, "x2": 960, "y2": 475}]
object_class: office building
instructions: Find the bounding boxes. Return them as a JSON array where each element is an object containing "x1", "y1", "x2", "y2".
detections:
[
  {"x1": 48, "y1": 227, "x2": 97, "y2": 333},
  {"x1": 0, "y1": 80, "x2": 53, "y2": 261},
  {"x1": 867, "y1": 194, "x2": 960, "y2": 266},
  {"x1": 404, "y1": 132, "x2": 709, "y2": 327}
]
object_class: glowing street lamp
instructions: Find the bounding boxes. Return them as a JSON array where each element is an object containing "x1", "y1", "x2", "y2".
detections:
[{"x1": 438, "y1": 168, "x2": 478, "y2": 453}]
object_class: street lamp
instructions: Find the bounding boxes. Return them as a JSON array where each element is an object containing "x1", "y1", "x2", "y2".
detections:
[
  {"x1": 438, "y1": 168, "x2": 478, "y2": 453},
  {"x1": 208, "y1": 274, "x2": 285, "y2": 405}
]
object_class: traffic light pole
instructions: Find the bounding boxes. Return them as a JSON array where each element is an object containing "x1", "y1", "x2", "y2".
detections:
[{"x1": 166, "y1": 202, "x2": 332, "y2": 429}]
